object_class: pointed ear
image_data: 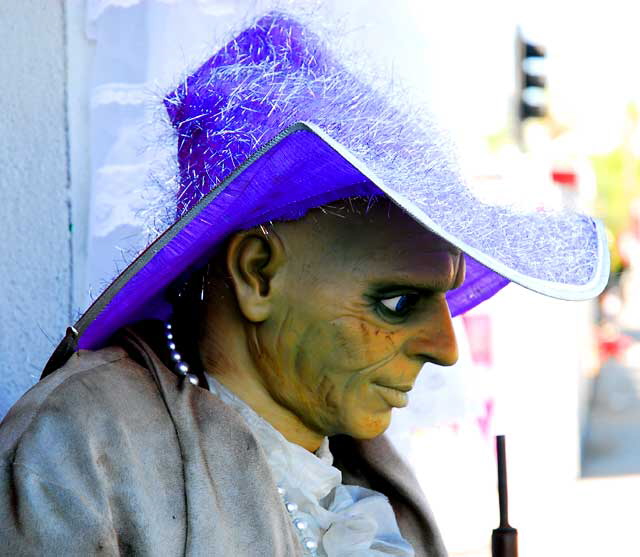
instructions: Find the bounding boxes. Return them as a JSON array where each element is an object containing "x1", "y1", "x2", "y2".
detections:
[{"x1": 226, "y1": 227, "x2": 286, "y2": 323}]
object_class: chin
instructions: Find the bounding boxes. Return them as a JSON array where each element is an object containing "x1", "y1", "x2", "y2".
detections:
[{"x1": 343, "y1": 411, "x2": 391, "y2": 440}]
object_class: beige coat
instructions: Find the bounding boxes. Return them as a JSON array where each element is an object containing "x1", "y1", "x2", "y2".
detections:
[{"x1": 0, "y1": 330, "x2": 447, "y2": 556}]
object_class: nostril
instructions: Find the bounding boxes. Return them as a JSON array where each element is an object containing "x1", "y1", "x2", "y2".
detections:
[
  {"x1": 422, "y1": 350, "x2": 458, "y2": 367},
  {"x1": 405, "y1": 330, "x2": 458, "y2": 367}
]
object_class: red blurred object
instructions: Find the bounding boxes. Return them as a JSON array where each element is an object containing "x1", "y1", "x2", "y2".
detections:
[
  {"x1": 551, "y1": 169, "x2": 578, "y2": 189},
  {"x1": 597, "y1": 326, "x2": 633, "y2": 361}
]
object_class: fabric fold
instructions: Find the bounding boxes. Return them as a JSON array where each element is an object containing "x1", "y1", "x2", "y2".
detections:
[{"x1": 207, "y1": 375, "x2": 414, "y2": 557}]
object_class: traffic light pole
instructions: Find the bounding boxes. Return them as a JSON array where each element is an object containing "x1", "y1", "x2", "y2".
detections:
[{"x1": 492, "y1": 435, "x2": 518, "y2": 557}]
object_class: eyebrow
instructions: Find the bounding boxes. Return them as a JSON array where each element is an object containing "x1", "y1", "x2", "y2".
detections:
[
  {"x1": 370, "y1": 254, "x2": 466, "y2": 293},
  {"x1": 372, "y1": 279, "x2": 456, "y2": 294}
]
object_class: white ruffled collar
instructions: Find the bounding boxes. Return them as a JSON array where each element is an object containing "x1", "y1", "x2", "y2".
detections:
[{"x1": 207, "y1": 375, "x2": 414, "y2": 557}]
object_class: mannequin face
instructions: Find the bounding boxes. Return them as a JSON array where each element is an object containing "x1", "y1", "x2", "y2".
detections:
[{"x1": 224, "y1": 200, "x2": 465, "y2": 442}]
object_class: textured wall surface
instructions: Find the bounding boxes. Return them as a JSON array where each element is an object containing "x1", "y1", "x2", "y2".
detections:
[{"x1": 0, "y1": 1, "x2": 71, "y2": 416}]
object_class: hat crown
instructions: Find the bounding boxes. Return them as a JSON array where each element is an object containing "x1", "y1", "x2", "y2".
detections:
[{"x1": 164, "y1": 13, "x2": 342, "y2": 214}]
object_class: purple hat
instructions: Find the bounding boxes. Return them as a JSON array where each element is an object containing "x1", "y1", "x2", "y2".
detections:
[{"x1": 54, "y1": 12, "x2": 608, "y2": 358}]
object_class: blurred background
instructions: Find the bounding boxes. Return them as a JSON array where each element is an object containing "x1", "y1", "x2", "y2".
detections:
[{"x1": 1, "y1": 1, "x2": 639, "y2": 555}]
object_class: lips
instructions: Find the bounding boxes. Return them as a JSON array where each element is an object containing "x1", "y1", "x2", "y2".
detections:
[{"x1": 373, "y1": 382, "x2": 412, "y2": 408}]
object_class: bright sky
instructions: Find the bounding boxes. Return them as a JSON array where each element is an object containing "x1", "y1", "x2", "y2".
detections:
[{"x1": 402, "y1": 0, "x2": 640, "y2": 153}]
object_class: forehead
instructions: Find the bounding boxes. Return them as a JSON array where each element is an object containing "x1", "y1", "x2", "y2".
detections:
[
  {"x1": 329, "y1": 200, "x2": 457, "y2": 254},
  {"x1": 287, "y1": 199, "x2": 464, "y2": 291}
]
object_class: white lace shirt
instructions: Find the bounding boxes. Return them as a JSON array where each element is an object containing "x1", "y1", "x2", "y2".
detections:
[{"x1": 207, "y1": 375, "x2": 414, "y2": 557}]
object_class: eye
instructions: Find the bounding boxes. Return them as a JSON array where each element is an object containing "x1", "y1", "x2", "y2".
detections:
[{"x1": 378, "y1": 293, "x2": 420, "y2": 317}]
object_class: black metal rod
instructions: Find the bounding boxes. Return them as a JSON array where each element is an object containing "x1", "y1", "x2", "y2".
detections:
[
  {"x1": 497, "y1": 435, "x2": 509, "y2": 527},
  {"x1": 492, "y1": 435, "x2": 518, "y2": 557}
]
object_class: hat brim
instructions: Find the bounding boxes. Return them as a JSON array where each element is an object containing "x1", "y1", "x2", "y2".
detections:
[{"x1": 74, "y1": 122, "x2": 609, "y2": 350}]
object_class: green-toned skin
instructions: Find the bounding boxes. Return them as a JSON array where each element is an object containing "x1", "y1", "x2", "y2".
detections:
[{"x1": 199, "y1": 201, "x2": 465, "y2": 452}]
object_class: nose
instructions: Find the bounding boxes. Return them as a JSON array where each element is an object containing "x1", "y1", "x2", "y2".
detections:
[{"x1": 403, "y1": 297, "x2": 458, "y2": 366}]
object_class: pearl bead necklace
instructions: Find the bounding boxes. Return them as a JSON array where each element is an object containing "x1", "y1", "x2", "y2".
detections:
[
  {"x1": 278, "y1": 486, "x2": 319, "y2": 555},
  {"x1": 164, "y1": 322, "x2": 199, "y2": 386},
  {"x1": 165, "y1": 322, "x2": 320, "y2": 555}
]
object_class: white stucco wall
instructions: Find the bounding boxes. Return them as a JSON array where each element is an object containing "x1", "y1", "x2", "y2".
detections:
[{"x1": 0, "y1": 1, "x2": 74, "y2": 416}]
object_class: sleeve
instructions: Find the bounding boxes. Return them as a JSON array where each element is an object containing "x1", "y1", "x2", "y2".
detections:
[
  {"x1": 0, "y1": 353, "x2": 183, "y2": 557},
  {"x1": 0, "y1": 361, "x2": 123, "y2": 557},
  {"x1": 0, "y1": 461, "x2": 119, "y2": 556}
]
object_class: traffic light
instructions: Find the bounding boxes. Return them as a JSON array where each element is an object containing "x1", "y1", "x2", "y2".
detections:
[{"x1": 516, "y1": 30, "x2": 547, "y2": 121}]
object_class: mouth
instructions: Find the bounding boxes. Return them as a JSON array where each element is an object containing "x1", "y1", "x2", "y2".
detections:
[{"x1": 373, "y1": 382, "x2": 412, "y2": 408}]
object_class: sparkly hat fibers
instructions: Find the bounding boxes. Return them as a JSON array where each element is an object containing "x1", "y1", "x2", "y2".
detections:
[{"x1": 49, "y1": 12, "x2": 609, "y2": 361}]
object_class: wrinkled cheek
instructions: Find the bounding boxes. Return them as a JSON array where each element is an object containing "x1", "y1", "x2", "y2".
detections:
[
  {"x1": 327, "y1": 315, "x2": 401, "y2": 369},
  {"x1": 268, "y1": 320, "x2": 339, "y2": 402}
]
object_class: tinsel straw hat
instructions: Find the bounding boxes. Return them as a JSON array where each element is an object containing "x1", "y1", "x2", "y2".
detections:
[{"x1": 46, "y1": 11, "x2": 609, "y2": 367}]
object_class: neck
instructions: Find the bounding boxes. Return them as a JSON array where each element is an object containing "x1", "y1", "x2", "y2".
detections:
[{"x1": 199, "y1": 323, "x2": 324, "y2": 452}]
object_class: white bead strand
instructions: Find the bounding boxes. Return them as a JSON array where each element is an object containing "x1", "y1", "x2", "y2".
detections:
[
  {"x1": 165, "y1": 322, "x2": 199, "y2": 386},
  {"x1": 277, "y1": 484, "x2": 319, "y2": 556}
]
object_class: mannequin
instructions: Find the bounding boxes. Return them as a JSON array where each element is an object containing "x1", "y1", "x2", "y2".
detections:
[{"x1": 197, "y1": 199, "x2": 463, "y2": 451}]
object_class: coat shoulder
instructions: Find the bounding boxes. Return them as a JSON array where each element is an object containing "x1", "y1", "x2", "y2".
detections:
[
  {"x1": 0, "y1": 348, "x2": 188, "y2": 555},
  {"x1": 0, "y1": 346, "x2": 168, "y2": 470}
]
